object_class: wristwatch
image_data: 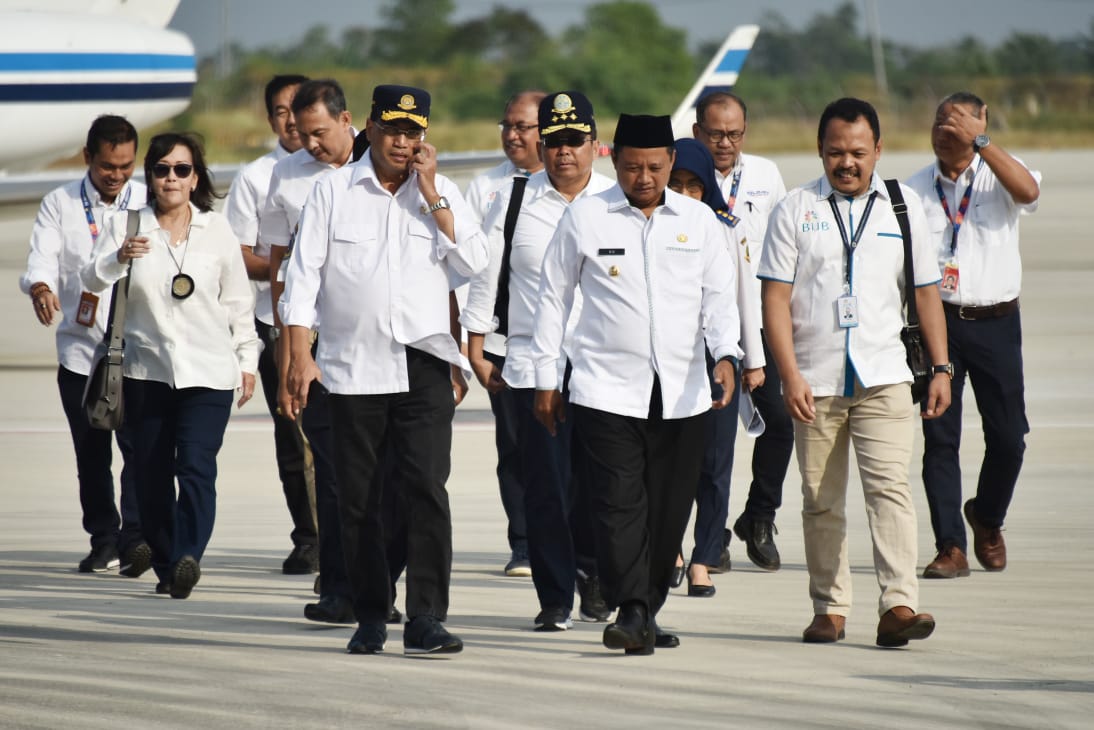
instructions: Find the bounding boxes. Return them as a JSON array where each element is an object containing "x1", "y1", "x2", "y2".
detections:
[
  {"x1": 932, "y1": 363, "x2": 954, "y2": 379},
  {"x1": 973, "y1": 134, "x2": 990, "y2": 153},
  {"x1": 423, "y1": 196, "x2": 450, "y2": 215}
]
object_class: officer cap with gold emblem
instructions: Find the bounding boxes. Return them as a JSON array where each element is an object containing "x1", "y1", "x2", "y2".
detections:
[
  {"x1": 370, "y1": 84, "x2": 430, "y2": 129},
  {"x1": 613, "y1": 113, "x2": 674, "y2": 149},
  {"x1": 539, "y1": 91, "x2": 596, "y2": 139}
]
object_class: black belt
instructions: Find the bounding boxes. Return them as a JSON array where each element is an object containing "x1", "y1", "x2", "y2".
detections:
[{"x1": 943, "y1": 298, "x2": 1019, "y2": 321}]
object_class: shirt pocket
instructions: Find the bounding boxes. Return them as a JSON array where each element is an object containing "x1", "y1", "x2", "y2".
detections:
[
  {"x1": 968, "y1": 199, "x2": 1010, "y2": 242},
  {"x1": 331, "y1": 223, "x2": 372, "y2": 272}
]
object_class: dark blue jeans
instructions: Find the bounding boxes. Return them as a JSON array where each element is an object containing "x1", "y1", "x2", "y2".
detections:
[
  {"x1": 484, "y1": 351, "x2": 527, "y2": 555},
  {"x1": 57, "y1": 366, "x2": 141, "y2": 552},
  {"x1": 923, "y1": 307, "x2": 1028, "y2": 551},
  {"x1": 122, "y1": 379, "x2": 232, "y2": 582}
]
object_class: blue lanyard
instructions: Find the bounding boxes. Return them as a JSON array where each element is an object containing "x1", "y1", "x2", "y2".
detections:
[
  {"x1": 827, "y1": 191, "x2": 877, "y2": 288},
  {"x1": 933, "y1": 158, "x2": 982, "y2": 255},
  {"x1": 80, "y1": 180, "x2": 131, "y2": 245}
]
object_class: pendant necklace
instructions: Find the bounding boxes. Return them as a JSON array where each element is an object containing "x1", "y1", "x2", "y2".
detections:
[{"x1": 166, "y1": 211, "x2": 194, "y2": 300}]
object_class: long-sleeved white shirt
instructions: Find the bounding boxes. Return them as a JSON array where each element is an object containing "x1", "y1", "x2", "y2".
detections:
[
  {"x1": 280, "y1": 154, "x2": 489, "y2": 394},
  {"x1": 224, "y1": 144, "x2": 291, "y2": 324},
  {"x1": 532, "y1": 185, "x2": 742, "y2": 420},
  {"x1": 20, "y1": 175, "x2": 145, "y2": 375},
  {"x1": 82, "y1": 205, "x2": 259, "y2": 390},
  {"x1": 461, "y1": 169, "x2": 614, "y2": 389}
]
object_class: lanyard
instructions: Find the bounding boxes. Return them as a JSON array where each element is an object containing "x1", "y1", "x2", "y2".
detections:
[
  {"x1": 827, "y1": 191, "x2": 877, "y2": 289},
  {"x1": 724, "y1": 167, "x2": 742, "y2": 213},
  {"x1": 80, "y1": 180, "x2": 131, "y2": 245},
  {"x1": 933, "y1": 158, "x2": 981, "y2": 255}
]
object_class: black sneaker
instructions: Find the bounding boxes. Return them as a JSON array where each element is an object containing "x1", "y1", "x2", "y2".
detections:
[
  {"x1": 733, "y1": 515, "x2": 781, "y2": 571},
  {"x1": 304, "y1": 594, "x2": 355, "y2": 624},
  {"x1": 534, "y1": 607, "x2": 573, "y2": 632},
  {"x1": 576, "y1": 570, "x2": 611, "y2": 622},
  {"x1": 78, "y1": 544, "x2": 119, "y2": 573},
  {"x1": 403, "y1": 616, "x2": 463, "y2": 656},
  {"x1": 283, "y1": 544, "x2": 319, "y2": 575},
  {"x1": 169, "y1": 556, "x2": 200, "y2": 599},
  {"x1": 503, "y1": 549, "x2": 531, "y2": 577},
  {"x1": 347, "y1": 623, "x2": 387, "y2": 654},
  {"x1": 119, "y1": 542, "x2": 152, "y2": 578}
]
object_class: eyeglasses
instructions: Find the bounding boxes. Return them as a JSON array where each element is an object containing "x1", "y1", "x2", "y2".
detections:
[
  {"x1": 698, "y1": 126, "x2": 745, "y2": 144},
  {"x1": 668, "y1": 179, "x2": 705, "y2": 194},
  {"x1": 151, "y1": 163, "x2": 194, "y2": 179},
  {"x1": 374, "y1": 120, "x2": 425, "y2": 141},
  {"x1": 542, "y1": 133, "x2": 591, "y2": 149},
  {"x1": 498, "y1": 121, "x2": 538, "y2": 134}
]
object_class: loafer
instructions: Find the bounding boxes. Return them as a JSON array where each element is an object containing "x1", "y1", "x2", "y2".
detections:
[
  {"x1": 802, "y1": 614, "x2": 846, "y2": 643},
  {"x1": 876, "y1": 606, "x2": 935, "y2": 648},
  {"x1": 669, "y1": 563, "x2": 686, "y2": 588},
  {"x1": 576, "y1": 570, "x2": 611, "y2": 622},
  {"x1": 78, "y1": 544, "x2": 119, "y2": 573},
  {"x1": 923, "y1": 545, "x2": 971, "y2": 579},
  {"x1": 602, "y1": 602, "x2": 653, "y2": 655},
  {"x1": 347, "y1": 623, "x2": 387, "y2": 654},
  {"x1": 119, "y1": 542, "x2": 152, "y2": 578},
  {"x1": 964, "y1": 499, "x2": 1006, "y2": 571},
  {"x1": 404, "y1": 616, "x2": 463, "y2": 656},
  {"x1": 734, "y1": 515, "x2": 781, "y2": 571},
  {"x1": 282, "y1": 544, "x2": 319, "y2": 575},
  {"x1": 169, "y1": 556, "x2": 200, "y2": 599},
  {"x1": 305, "y1": 594, "x2": 355, "y2": 624}
]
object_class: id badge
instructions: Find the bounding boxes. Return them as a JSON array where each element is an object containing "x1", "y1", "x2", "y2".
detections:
[
  {"x1": 837, "y1": 294, "x2": 859, "y2": 328},
  {"x1": 76, "y1": 291, "x2": 99, "y2": 327},
  {"x1": 941, "y1": 262, "x2": 959, "y2": 294}
]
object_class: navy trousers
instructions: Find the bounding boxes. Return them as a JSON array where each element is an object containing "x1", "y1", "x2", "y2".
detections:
[
  {"x1": 923, "y1": 307, "x2": 1028, "y2": 551},
  {"x1": 122, "y1": 379, "x2": 232, "y2": 582},
  {"x1": 483, "y1": 351, "x2": 528, "y2": 556}
]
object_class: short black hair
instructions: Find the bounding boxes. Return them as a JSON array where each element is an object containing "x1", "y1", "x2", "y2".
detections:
[
  {"x1": 291, "y1": 79, "x2": 347, "y2": 118},
  {"x1": 695, "y1": 92, "x2": 748, "y2": 126},
  {"x1": 264, "y1": 74, "x2": 309, "y2": 117},
  {"x1": 938, "y1": 91, "x2": 989, "y2": 125},
  {"x1": 86, "y1": 115, "x2": 138, "y2": 158},
  {"x1": 144, "y1": 132, "x2": 221, "y2": 213},
  {"x1": 817, "y1": 97, "x2": 880, "y2": 146}
]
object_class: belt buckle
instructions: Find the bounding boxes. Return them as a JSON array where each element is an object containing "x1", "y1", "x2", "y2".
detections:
[{"x1": 958, "y1": 305, "x2": 975, "y2": 320}]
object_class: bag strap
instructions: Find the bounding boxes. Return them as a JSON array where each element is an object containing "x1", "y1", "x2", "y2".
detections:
[
  {"x1": 884, "y1": 178, "x2": 919, "y2": 328},
  {"x1": 104, "y1": 210, "x2": 139, "y2": 360},
  {"x1": 491, "y1": 175, "x2": 530, "y2": 337}
]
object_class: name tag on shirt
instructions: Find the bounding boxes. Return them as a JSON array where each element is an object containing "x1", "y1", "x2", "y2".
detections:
[
  {"x1": 837, "y1": 294, "x2": 859, "y2": 328},
  {"x1": 597, "y1": 248, "x2": 625, "y2": 256},
  {"x1": 76, "y1": 291, "x2": 98, "y2": 327}
]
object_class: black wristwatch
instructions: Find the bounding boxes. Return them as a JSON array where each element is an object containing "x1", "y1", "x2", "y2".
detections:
[
  {"x1": 932, "y1": 363, "x2": 954, "y2": 379},
  {"x1": 718, "y1": 355, "x2": 740, "y2": 374}
]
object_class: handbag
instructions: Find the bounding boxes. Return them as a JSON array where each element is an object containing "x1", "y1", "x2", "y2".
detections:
[
  {"x1": 83, "y1": 210, "x2": 139, "y2": 430},
  {"x1": 884, "y1": 179, "x2": 930, "y2": 404}
]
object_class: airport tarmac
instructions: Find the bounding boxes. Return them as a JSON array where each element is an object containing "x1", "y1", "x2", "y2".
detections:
[{"x1": 1, "y1": 150, "x2": 1092, "y2": 728}]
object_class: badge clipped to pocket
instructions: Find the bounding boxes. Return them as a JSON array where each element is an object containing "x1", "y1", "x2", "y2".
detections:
[
  {"x1": 941, "y1": 262, "x2": 960, "y2": 294},
  {"x1": 837, "y1": 294, "x2": 859, "y2": 328},
  {"x1": 75, "y1": 291, "x2": 99, "y2": 327}
]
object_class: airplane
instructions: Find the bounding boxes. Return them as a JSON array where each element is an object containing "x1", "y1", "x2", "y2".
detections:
[
  {"x1": 0, "y1": 0, "x2": 195, "y2": 174},
  {"x1": 670, "y1": 24, "x2": 760, "y2": 141}
]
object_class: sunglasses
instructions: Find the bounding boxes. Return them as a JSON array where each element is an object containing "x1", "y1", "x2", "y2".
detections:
[
  {"x1": 374, "y1": 120, "x2": 426, "y2": 141},
  {"x1": 542, "y1": 133, "x2": 590, "y2": 149},
  {"x1": 152, "y1": 163, "x2": 194, "y2": 179}
]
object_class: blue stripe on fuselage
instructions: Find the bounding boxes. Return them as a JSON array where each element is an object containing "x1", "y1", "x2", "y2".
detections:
[
  {"x1": 0, "y1": 82, "x2": 194, "y2": 102},
  {"x1": 715, "y1": 49, "x2": 749, "y2": 74},
  {"x1": 0, "y1": 53, "x2": 194, "y2": 71}
]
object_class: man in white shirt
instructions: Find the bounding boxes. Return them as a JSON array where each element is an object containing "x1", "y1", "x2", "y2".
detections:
[
  {"x1": 905, "y1": 92, "x2": 1041, "y2": 578},
  {"x1": 20, "y1": 115, "x2": 149, "y2": 577},
  {"x1": 283, "y1": 84, "x2": 488, "y2": 656},
  {"x1": 463, "y1": 89, "x2": 546, "y2": 578},
  {"x1": 260, "y1": 79, "x2": 357, "y2": 625},
  {"x1": 462, "y1": 90, "x2": 614, "y2": 631},
  {"x1": 760, "y1": 97, "x2": 950, "y2": 648},
  {"x1": 690, "y1": 91, "x2": 792, "y2": 577},
  {"x1": 532, "y1": 114, "x2": 742, "y2": 655},
  {"x1": 224, "y1": 74, "x2": 318, "y2": 577}
]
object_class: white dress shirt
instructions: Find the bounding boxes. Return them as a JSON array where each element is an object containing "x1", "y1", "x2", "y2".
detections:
[
  {"x1": 716, "y1": 152, "x2": 786, "y2": 283},
  {"x1": 532, "y1": 186, "x2": 742, "y2": 420},
  {"x1": 280, "y1": 154, "x2": 489, "y2": 395},
  {"x1": 905, "y1": 154, "x2": 1040, "y2": 307},
  {"x1": 758, "y1": 173, "x2": 941, "y2": 397},
  {"x1": 224, "y1": 144, "x2": 291, "y2": 324},
  {"x1": 258, "y1": 146, "x2": 345, "y2": 249},
  {"x1": 82, "y1": 205, "x2": 260, "y2": 390},
  {"x1": 20, "y1": 175, "x2": 146, "y2": 375},
  {"x1": 461, "y1": 169, "x2": 614, "y2": 389},
  {"x1": 716, "y1": 219, "x2": 765, "y2": 371}
]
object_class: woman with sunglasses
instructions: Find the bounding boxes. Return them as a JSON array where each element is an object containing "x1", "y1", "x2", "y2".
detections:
[{"x1": 83, "y1": 132, "x2": 259, "y2": 599}]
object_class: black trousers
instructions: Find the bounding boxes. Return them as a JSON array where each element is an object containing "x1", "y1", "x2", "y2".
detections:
[
  {"x1": 328, "y1": 348, "x2": 454, "y2": 624},
  {"x1": 301, "y1": 382, "x2": 351, "y2": 599},
  {"x1": 572, "y1": 380, "x2": 707, "y2": 617},
  {"x1": 483, "y1": 351, "x2": 527, "y2": 555},
  {"x1": 255, "y1": 320, "x2": 316, "y2": 547}
]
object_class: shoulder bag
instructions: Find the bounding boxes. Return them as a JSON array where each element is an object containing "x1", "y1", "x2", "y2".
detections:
[{"x1": 884, "y1": 178, "x2": 930, "y2": 404}]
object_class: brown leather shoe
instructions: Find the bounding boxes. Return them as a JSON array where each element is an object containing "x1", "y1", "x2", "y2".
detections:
[
  {"x1": 923, "y1": 545, "x2": 971, "y2": 579},
  {"x1": 802, "y1": 614, "x2": 846, "y2": 643},
  {"x1": 964, "y1": 499, "x2": 1007, "y2": 571},
  {"x1": 876, "y1": 606, "x2": 935, "y2": 648}
]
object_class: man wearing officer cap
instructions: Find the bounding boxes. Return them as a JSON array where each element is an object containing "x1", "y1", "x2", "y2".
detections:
[
  {"x1": 463, "y1": 90, "x2": 614, "y2": 632},
  {"x1": 532, "y1": 113, "x2": 743, "y2": 654},
  {"x1": 281, "y1": 84, "x2": 488, "y2": 656}
]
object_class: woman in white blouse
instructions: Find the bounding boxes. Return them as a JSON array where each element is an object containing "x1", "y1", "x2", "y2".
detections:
[{"x1": 83, "y1": 132, "x2": 259, "y2": 599}]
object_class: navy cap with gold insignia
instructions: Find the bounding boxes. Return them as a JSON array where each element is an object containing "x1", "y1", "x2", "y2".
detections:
[
  {"x1": 613, "y1": 113, "x2": 674, "y2": 149},
  {"x1": 370, "y1": 84, "x2": 430, "y2": 129},
  {"x1": 539, "y1": 91, "x2": 596, "y2": 139}
]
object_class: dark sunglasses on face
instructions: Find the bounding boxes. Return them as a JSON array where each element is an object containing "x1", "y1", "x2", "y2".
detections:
[
  {"x1": 542, "y1": 133, "x2": 590, "y2": 149},
  {"x1": 152, "y1": 163, "x2": 194, "y2": 179}
]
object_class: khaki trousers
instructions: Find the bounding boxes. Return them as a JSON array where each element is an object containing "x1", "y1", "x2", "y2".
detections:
[{"x1": 795, "y1": 382, "x2": 919, "y2": 618}]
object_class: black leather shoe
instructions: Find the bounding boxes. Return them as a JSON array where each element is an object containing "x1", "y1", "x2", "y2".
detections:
[
  {"x1": 651, "y1": 620, "x2": 680, "y2": 648},
  {"x1": 347, "y1": 623, "x2": 387, "y2": 654},
  {"x1": 669, "y1": 563, "x2": 686, "y2": 589},
  {"x1": 169, "y1": 556, "x2": 200, "y2": 599},
  {"x1": 282, "y1": 544, "x2": 319, "y2": 575},
  {"x1": 576, "y1": 570, "x2": 611, "y2": 622},
  {"x1": 305, "y1": 594, "x2": 355, "y2": 624},
  {"x1": 602, "y1": 602, "x2": 653, "y2": 655},
  {"x1": 155, "y1": 582, "x2": 171, "y2": 595},
  {"x1": 686, "y1": 565, "x2": 716, "y2": 598},
  {"x1": 734, "y1": 515, "x2": 782, "y2": 571}
]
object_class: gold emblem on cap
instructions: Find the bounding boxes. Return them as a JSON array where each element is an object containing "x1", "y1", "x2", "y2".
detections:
[
  {"x1": 677, "y1": 234, "x2": 688, "y2": 243},
  {"x1": 398, "y1": 94, "x2": 416, "y2": 110},
  {"x1": 609, "y1": 265, "x2": 620, "y2": 277},
  {"x1": 553, "y1": 94, "x2": 573, "y2": 113}
]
